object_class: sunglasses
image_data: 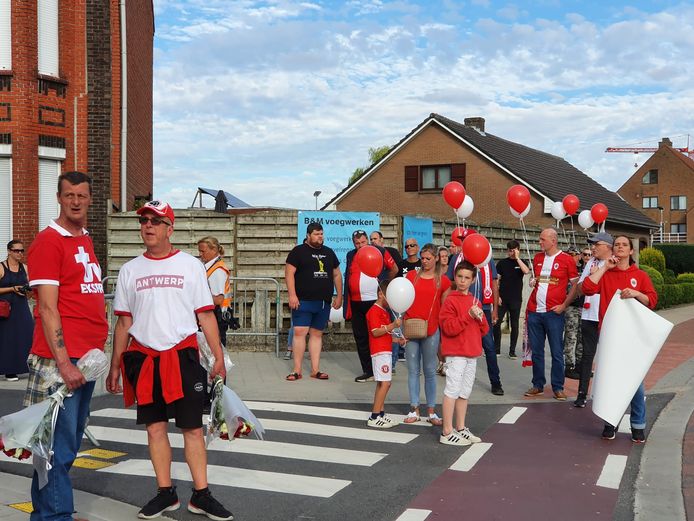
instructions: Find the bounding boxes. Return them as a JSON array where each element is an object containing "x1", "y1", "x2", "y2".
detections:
[
  {"x1": 138, "y1": 216, "x2": 170, "y2": 226},
  {"x1": 352, "y1": 230, "x2": 367, "y2": 238},
  {"x1": 405, "y1": 244, "x2": 417, "y2": 248},
  {"x1": 582, "y1": 253, "x2": 591, "y2": 256},
  {"x1": 10, "y1": 248, "x2": 24, "y2": 253}
]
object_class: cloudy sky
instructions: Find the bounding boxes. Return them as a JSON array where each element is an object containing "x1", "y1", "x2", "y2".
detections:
[{"x1": 151, "y1": 0, "x2": 694, "y2": 210}]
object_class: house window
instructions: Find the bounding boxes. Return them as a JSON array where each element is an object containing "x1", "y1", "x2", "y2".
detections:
[
  {"x1": 642, "y1": 169, "x2": 658, "y2": 184},
  {"x1": 670, "y1": 223, "x2": 686, "y2": 235},
  {"x1": 39, "y1": 158, "x2": 60, "y2": 229},
  {"x1": 0, "y1": 0, "x2": 10, "y2": 71},
  {"x1": 671, "y1": 195, "x2": 687, "y2": 210},
  {"x1": 38, "y1": 0, "x2": 59, "y2": 77},
  {"x1": 404, "y1": 163, "x2": 465, "y2": 192},
  {"x1": 0, "y1": 156, "x2": 10, "y2": 248},
  {"x1": 642, "y1": 196, "x2": 658, "y2": 209}
]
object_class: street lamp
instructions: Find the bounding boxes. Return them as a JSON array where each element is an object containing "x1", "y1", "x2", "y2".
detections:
[
  {"x1": 656, "y1": 206, "x2": 664, "y2": 242},
  {"x1": 313, "y1": 190, "x2": 321, "y2": 210}
]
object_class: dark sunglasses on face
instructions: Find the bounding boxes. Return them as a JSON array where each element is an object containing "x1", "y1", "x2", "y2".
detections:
[
  {"x1": 138, "y1": 216, "x2": 170, "y2": 226},
  {"x1": 10, "y1": 249, "x2": 24, "y2": 253},
  {"x1": 352, "y1": 230, "x2": 367, "y2": 238},
  {"x1": 405, "y1": 244, "x2": 417, "y2": 248}
]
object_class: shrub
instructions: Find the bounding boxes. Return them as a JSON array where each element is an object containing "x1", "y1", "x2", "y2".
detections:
[
  {"x1": 639, "y1": 247, "x2": 666, "y2": 274},
  {"x1": 664, "y1": 268, "x2": 678, "y2": 284},
  {"x1": 677, "y1": 273, "x2": 694, "y2": 284},
  {"x1": 654, "y1": 244, "x2": 694, "y2": 274},
  {"x1": 641, "y1": 265, "x2": 664, "y2": 286}
]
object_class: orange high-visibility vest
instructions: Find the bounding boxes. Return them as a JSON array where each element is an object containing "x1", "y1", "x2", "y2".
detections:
[{"x1": 206, "y1": 257, "x2": 232, "y2": 310}]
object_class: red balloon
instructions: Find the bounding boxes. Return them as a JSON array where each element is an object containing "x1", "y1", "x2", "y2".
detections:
[
  {"x1": 562, "y1": 194, "x2": 580, "y2": 216},
  {"x1": 462, "y1": 234, "x2": 491, "y2": 267},
  {"x1": 355, "y1": 245, "x2": 383, "y2": 278},
  {"x1": 443, "y1": 182, "x2": 466, "y2": 210},
  {"x1": 450, "y1": 227, "x2": 476, "y2": 247},
  {"x1": 591, "y1": 203, "x2": 608, "y2": 224},
  {"x1": 506, "y1": 185, "x2": 530, "y2": 214}
]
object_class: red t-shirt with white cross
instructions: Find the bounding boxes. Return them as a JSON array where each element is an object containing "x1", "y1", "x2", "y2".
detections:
[{"x1": 527, "y1": 250, "x2": 578, "y2": 313}]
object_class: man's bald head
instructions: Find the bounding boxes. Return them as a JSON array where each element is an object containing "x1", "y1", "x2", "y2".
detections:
[{"x1": 539, "y1": 228, "x2": 559, "y2": 254}]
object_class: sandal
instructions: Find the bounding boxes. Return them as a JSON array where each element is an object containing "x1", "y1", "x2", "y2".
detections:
[
  {"x1": 310, "y1": 371, "x2": 329, "y2": 380},
  {"x1": 403, "y1": 410, "x2": 420, "y2": 424},
  {"x1": 427, "y1": 413, "x2": 443, "y2": 426},
  {"x1": 285, "y1": 372, "x2": 302, "y2": 381}
]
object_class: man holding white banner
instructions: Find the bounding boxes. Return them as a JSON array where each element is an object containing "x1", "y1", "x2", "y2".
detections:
[{"x1": 582, "y1": 235, "x2": 659, "y2": 442}]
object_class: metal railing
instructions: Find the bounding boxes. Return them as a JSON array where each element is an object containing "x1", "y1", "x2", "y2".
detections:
[{"x1": 651, "y1": 232, "x2": 687, "y2": 244}]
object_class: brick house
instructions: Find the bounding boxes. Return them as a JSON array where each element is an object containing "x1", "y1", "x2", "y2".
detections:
[
  {"x1": 0, "y1": 0, "x2": 154, "y2": 268},
  {"x1": 617, "y1": 138, "x2": 694, "y2": 244},
  {"x1": 325, "y1": 113, "x2": 655, "y2": 246}
]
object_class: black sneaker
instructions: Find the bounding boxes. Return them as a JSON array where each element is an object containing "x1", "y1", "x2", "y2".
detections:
[
  {"x1": 138, "y1": 486, "x2": 179, "y2": 519},
  {"x1": 508, "y1": 352, "x2": 518, "y2": 360},
  {"x1": 491, "y1": 385, "x2": 504, "y2": 396},
  {"x1": 573, "y1": 393, "x2": 586, "y2": 408},
  {"x1": 188, "y1": 488, "x2": 234, "y2": 520},
  {"x1": 602, "y1": 424, "x2": 616, "y2": 440},
  {"x1": 631, "y1": 428, "x2": 646, "y2": 443},
  {"x1": 354, "y1": 373, "x2": 374, "y2": 383}
]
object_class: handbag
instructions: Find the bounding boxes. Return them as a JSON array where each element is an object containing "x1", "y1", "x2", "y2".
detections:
[
  {"x1": 0, "y1": 300, "x2": 10, "y2": 319},
  {"x1": 402, "y1": 275, "x2": 439, "y2": 339}
]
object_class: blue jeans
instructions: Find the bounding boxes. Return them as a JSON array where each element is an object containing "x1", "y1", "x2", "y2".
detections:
[
  {"x1": 528, "y1": 311, "x2": 566, "y2": 392},
  {"x1": 482, "y1": 307, "x2": 501, "y2": 387},
  {"x1": 629, "y1": 382, "x2": 646, "y2": 429},
  {"x1": 31, "y1": 381, "x2": 95, "y2": 521},
  {"x1": 391, "y1": 341, "x2": 399, "y2": 370},
  {"x1": 406, "y1": 329, "x2": 440, "y2": 408}
]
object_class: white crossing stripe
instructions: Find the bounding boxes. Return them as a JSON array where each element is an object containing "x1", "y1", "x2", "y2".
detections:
[
  {"x1": 498, "y1": 406, "x2": 527, "y2": 424},
  {"x1": 449, "y1": 442, "x2": 493, "y2": 472},
  {"x1": 617, "y1": 414, "x2": 631, "y2": 434},
  {"x1": 99, "y1": 459, "x2": 350, "y2": 498},
  {"x1": 596, "y1": 454, "x2": 628, "y2": 489},
  {"x1": 86, "y1": 425, "x2": 387, "y2": 466},
  {"x1": 90, "y1": 409, "x2": 418, "y2": 444},
  {"x1": 247, "y1": 401, "x2": 431, "y2": 428},
  {"x1": 396, "y1": 508, "x2": 432, "y2": 521}
]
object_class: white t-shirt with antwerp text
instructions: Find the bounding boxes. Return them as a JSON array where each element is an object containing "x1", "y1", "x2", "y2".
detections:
[{"x1": 113, "y1": 250, "x2": 214, "y2": 351}]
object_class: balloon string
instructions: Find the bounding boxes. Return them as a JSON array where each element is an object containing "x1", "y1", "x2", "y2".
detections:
[
  {"x1": 455, "y1": 210, "x2": 460, "y2": 230},
  {"x1": 519, "y1": 217, "x2": 534, "y2": 274},
  {"x1": 570, "y1": 216, "x2": 576, "y2": 248}
]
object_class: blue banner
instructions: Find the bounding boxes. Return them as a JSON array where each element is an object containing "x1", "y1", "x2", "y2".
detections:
[
  {"x1": 402, "y1": 216, "x2": 433, "y2": 250},
  {"x1": 297, "y1": 211, "x2": 380, "y2": 270}
]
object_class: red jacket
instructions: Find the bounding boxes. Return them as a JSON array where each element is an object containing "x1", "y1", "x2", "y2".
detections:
[
  {"x1": 439, "y1": 291, "x2": 489, "y2": 358},
  {"x1": 581, "y1": 264, "x2": 657, "y2": 329}
]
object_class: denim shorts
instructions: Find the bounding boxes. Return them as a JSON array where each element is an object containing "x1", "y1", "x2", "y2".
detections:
[{"x1": 291, "y1": 300, "x2": 331, "y2": 330}]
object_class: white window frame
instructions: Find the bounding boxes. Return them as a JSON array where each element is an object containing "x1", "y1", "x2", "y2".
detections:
[
  {"x1": 670, "y1": 223, "x2": 686, "y2": 234},
  {"x1": 0, "y1": 155, "x2": 11, "y2": 249},
  {"x1": 38, "y1": 0, "x2": 59, "y2": 77},
  {"x1": 38, "y1": 157, "x2": 62, "y2": 230},
  {"x1": 642, "y1": 196, "x2": 658, "y2": 209},
  {"x1": 0, "y1": 0, "x2": 10, "y2": 71},
  {"x1": 670, "y1": 195, "x2": 687, "y2": 211}
]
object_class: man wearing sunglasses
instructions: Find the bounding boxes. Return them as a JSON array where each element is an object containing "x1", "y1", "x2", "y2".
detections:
[
  {"x1": 401, "y1": 239, "x2": 422, "y2": 276},
  {"x1": 107, "y1": 201, "x2": 233, "y2": 520},
  {"x1": 25, "y1": 171, "x2": 109, "y2": 520},
  {"x1": 344, "y1": 229, "x2": 398, "y2": 382}
]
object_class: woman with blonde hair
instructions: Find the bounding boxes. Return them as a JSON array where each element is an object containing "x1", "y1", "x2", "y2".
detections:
[
  {"x1": 197, "y1": 236, "x2": 232, "y2": 347},
  {"x1": 403, "y1": 243, "x2": 452, "y2": 425}
]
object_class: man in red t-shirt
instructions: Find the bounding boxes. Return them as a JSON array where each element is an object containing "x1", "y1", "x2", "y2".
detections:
[
  {"x1": 25, "y1": 171, "x2": 108, "y2": 520},
  {"x1": 524, "y1": 228, "x2": 578, "y2": 400}
]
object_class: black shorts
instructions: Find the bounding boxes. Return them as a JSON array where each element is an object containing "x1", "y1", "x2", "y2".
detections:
[{"x1": 123, "y1": 347, "x2": 206, "y2": 429}]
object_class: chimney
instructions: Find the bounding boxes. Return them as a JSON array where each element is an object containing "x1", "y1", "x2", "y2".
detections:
[
  {"x1": 464, "y1": 117, "x2": 485, "y2": 132},
  {"x1": 659, "y1": 137, "x2": 672, "y2": 149}
]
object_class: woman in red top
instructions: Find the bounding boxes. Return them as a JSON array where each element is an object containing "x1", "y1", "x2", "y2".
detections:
[
  {"x1": 582, "y1": 235, "x2": 658, "y2": 443},
  {"x1": 403, "y1": 243, "x2": 451, "y2": 425}
]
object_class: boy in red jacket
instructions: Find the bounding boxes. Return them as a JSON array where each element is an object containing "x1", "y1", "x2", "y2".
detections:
[
  {"x1": 365, "y1": 280, "x2": 404, "y2": 428},
  {"x1": 438, "y1": 261, "x2": 489, "y2": 445}
]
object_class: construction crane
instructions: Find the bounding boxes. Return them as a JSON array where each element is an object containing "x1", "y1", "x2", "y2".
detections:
[{"x1": 605, "y1": 137, "x2": 692, "y2": 167}]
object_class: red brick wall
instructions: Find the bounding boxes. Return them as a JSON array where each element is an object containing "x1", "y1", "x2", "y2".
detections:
[{"x1": 617, "y1": 146, "x2": 694, "y2": 243}]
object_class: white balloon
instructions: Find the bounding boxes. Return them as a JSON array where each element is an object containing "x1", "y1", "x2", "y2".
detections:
[
  {"x1": 385, "y1": 277, "x2": 415, "y2": 314},
  {"x1": 510, "y1": 203, "x2": 531, "y2": 218},
  {"x1": 578, "y1": 209, "x2": 594, "y2": 230},
  {"x1": 476, "y1": 247, "x2": 493, "y2": 268},
  {"x1": 550, "y1": 201, "x2": 566, "y2": 221},
  {"x1": 455, "y1": 195, "x2": 474, "y2": 219},
  {"x1": 329, "y1": 307, "x2": 343, "y2": 323}
]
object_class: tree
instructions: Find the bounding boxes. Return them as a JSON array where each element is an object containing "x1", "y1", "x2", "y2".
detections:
[{"x1": 348, "y1": 145, "x2": 391, "y2": 185}]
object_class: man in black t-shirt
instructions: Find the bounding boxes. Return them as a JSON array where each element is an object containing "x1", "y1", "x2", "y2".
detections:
[
  {"x1": 285, "y1": 222, "x2": 342, "y2": 381},
  {"x1": 370, "y1": 230, "x2": 403, "y2": 277},
  {"x1": 400, "y1": 238, "x2": 422, "y2": 276},
  {"x1": 493, "y1": 240, "x2": 530, "y2": 359}
]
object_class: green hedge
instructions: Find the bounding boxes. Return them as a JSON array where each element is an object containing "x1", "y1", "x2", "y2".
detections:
[
  {"x1": 654, "y1": 244, "x2": 694, "y2": 274},
  {"x1": 654, "y1": 283, "x2": 694, "y2": 309},
  {"x1": 677, "y1": 273, "x2": 694, "y2": 283},
  {"x1": 640, "y1": 247, "x2": 666, "y2": 274},
  {"x1": 642, "y1": 265, "x2": 664, "y2": 285}
]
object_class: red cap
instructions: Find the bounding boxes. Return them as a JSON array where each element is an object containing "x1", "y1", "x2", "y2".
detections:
[{"x1": 136, "y1": 200, "x2": 175, "y2": 224}]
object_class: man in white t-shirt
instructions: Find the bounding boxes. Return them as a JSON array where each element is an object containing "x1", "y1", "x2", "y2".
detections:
[
  {"x1": 574, "y1": 232, "x2": 614, "y2": 408},
  {"x1": 106, "y1": 201, "x2": 233, "y2": 521}
]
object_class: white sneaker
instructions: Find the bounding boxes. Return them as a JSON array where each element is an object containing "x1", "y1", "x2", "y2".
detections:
[
  {"x1": 439, "y1": 431, "x2": 472, "y2": 446},
  {"x1": 458, "y1": 427, "x2": 481, "y2": 443},
  {"x1": 283, "y1": 351, "x2": 292, "y2": 360},
  {"x1": 367, "y1": 414, "x2": 398, "y2": 429}
]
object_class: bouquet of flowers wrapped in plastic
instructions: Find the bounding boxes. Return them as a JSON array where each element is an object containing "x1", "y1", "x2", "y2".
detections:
[
  {"x1": 196, "y1": 332, "x2": 264, "y2": 446},
  {"x1": 0, "y1": 349, "x2": 109, "y2": 488}
]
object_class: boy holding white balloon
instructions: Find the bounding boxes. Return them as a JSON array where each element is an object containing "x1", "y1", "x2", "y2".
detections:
[
  {"x1": 365, "y1": 280, "x2": 405, "y2": 428},
  {"x1": 438, "y1": 261, "x2": 488, "y2": 445}
]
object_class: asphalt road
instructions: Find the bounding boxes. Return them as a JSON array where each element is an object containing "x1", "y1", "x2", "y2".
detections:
[{"x1": 0, "y1": 390, "x2": 672, "y2": 521}]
